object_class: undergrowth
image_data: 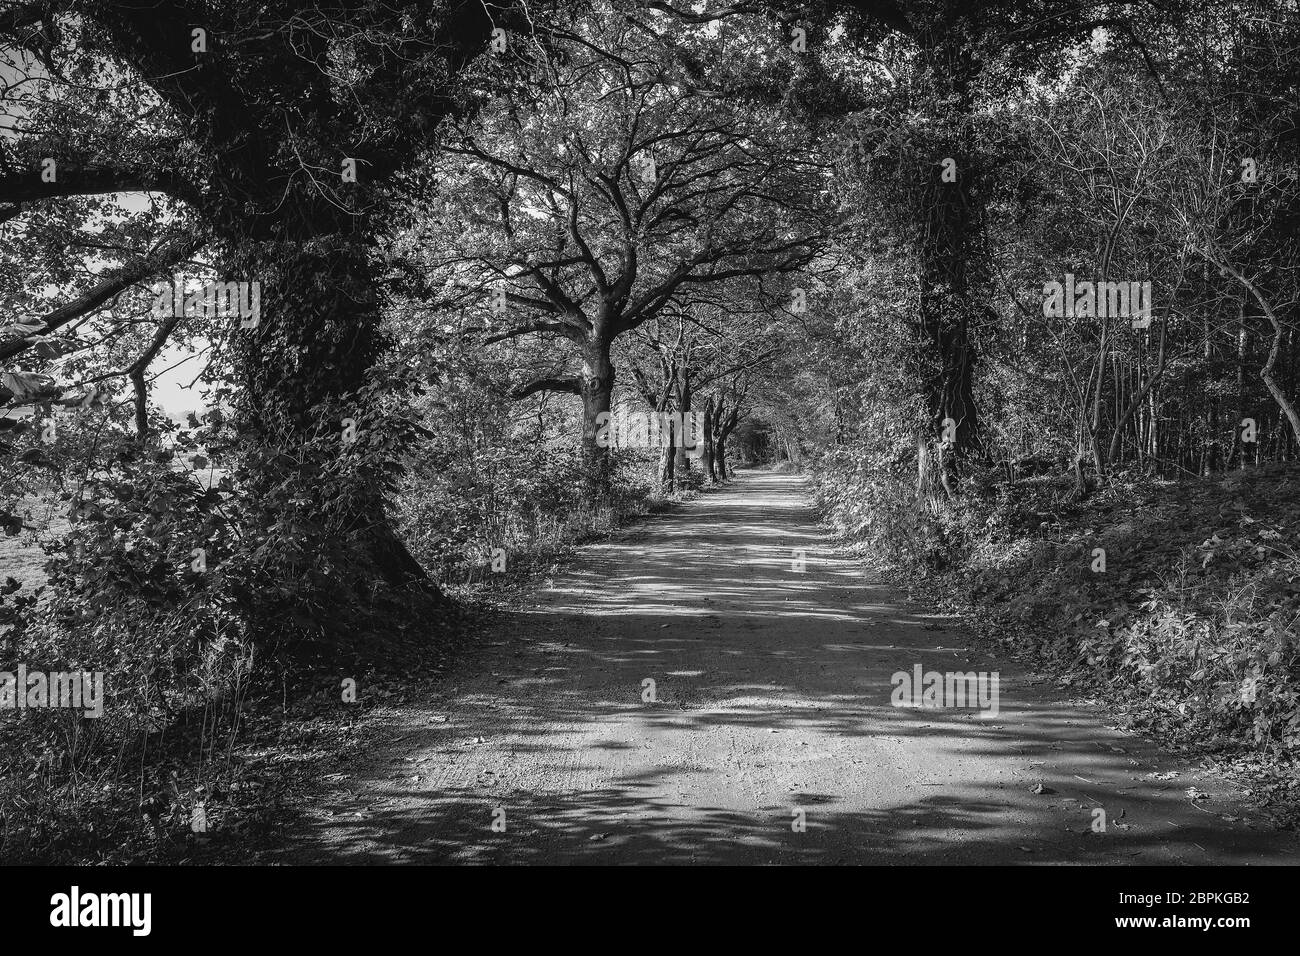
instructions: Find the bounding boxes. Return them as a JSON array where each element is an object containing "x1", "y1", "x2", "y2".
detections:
[{"x1": 814, "y1": 455, "x2": 1300, "y2": 810}]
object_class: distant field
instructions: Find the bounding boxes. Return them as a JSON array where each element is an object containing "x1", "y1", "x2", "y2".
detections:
[
  {"x1": 3, "y1": 466, "x2": 216, "y2": 598},
  {"x1": 0, "y1": 496, "x2": 68, "y2": 596},
  {"x1": 0, "y1": 535, "x2": 49, "y2": 594}
]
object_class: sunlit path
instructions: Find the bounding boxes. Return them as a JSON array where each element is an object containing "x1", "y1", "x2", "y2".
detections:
[{"x1": 270, "y1": 471, "x2": 1300, "y2": 865}]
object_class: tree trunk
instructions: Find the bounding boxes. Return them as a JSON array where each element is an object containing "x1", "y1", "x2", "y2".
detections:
[
  {"x1": 716, "y1": 408, "x2": 739, "y2": 480},
  {"x1": 673, "y1": 366, "x2": 692, "y2": 480},
  {"x1": 702, "y1": 395, "x2": 717, "y2": 483},
  {"x1": 579, "y1": 336, "x2": 615, "y2": 496},
  {"x1": 1235, "y1": 300, "x2": 1248, "y2": 468},
  {"x1": 1261, "y1": 313, "x2": 1300, "y2": 451},
  {"x1": 1108, "y1": 310, "x2": 1167, "y2": 465},
  {"x1": 1212, "y1": 256, "x2": 1300, "y2": 452},
  {"x1": 76, "y1": 0, "x2": 500, "y2": 625},
  {"x1": 660, "y1": 444, "x2": 675, "y2": 492},
  {"x1": 229, "y1": 230, "x2": 438, "y2": 602},
  {"x1": 914, "y1": 43, "x2": 983, "y2": 494}
]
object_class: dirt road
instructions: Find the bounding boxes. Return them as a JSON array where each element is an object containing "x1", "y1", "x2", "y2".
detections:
[{"x1": 271, "y1": 471, "x2": 1300, "y2": 864}]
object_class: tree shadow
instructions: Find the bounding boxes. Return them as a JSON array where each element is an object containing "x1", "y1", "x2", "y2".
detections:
[{"x1": 266, "y1": 472, "x2": 1300, "y2": 865}]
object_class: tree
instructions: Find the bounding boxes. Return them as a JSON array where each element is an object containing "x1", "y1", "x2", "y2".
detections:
[
  {"x1": 418, "y1": 7, "x2": 827, "y2": 494},
  {"x1": 1, "y1": 1, "x2": 508, "y2": 626}
]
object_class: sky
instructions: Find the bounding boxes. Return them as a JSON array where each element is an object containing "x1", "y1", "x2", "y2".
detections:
[
  {"x1": 110, "y1": 194, "x2": 212, "y2": 421},
  {"x1": 150, "y1": 342, "x2": 211, "y2": 420},
  {"x1": 3, "y1": 48, "x2": 205, "y2": 423}
]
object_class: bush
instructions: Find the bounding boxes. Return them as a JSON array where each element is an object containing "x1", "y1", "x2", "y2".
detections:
[
  {"x1": 0, "y1": 372, "x2": 443, "y2": 861},
  {"x1": 814, "y1": 446, "x2": 1300, "y2": 758},
  {"x1": 397, "y1": 441, "x2": 656, "y2": 584}
]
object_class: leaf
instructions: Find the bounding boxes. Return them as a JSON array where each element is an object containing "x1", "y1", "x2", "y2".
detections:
[
  {"x1": 1, "y1": 370, "x2": 57, "y2": 401},
  {"x1": 0, "y1": 321, "x2": 45, "y2": 340}
]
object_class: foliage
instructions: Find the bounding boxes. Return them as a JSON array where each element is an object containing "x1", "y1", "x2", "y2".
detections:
[{"x1": 816, "y1": 450, "x2": 1300, "y2": 757}]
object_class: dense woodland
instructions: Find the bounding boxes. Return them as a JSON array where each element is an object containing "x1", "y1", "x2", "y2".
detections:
[{"x1": 1, "y1": 0, "x2": 1298, "y2": 861}]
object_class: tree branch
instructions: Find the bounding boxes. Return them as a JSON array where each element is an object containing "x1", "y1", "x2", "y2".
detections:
[{"x1": 512, "y1": 376, "x2": 582, "y2": 399}]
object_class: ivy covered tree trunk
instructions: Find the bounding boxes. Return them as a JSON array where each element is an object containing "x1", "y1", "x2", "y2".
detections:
[
  {"x1": 913, "y1": 39, "x2": 983, "y2": 499},
  {"x1": 207, "y1": 149, "x2": 444, "y2": 610},
  {"x1": 75, "y1": 0, "x2": 498, "y2": 635},
  {"x1": 228, "y1": 227, "x2": 434, "y2": 599}
]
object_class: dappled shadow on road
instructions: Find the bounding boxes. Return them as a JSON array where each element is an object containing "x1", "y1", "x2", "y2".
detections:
[
  {"x1": 278, "y1": 619, "x2": 1281, "y2": 864},
  {"x1": 287, "y1": 788, "x2": 1264, "y2": 866},
  {"x1": 270, "y1": 473, "x2": 1299, "y2": 865}
]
